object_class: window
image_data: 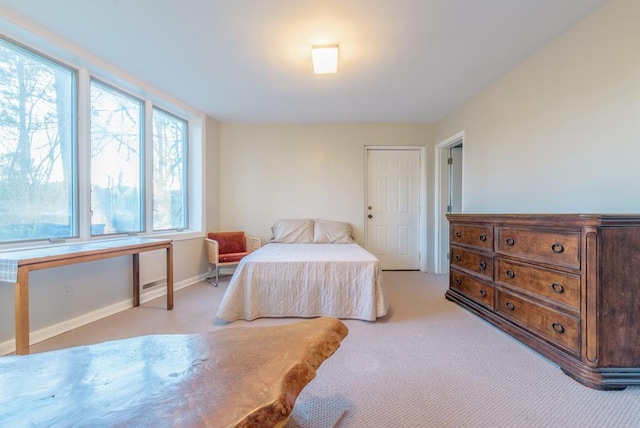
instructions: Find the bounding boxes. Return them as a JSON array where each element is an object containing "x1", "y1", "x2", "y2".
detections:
[
  {"x1": 0, "y1": 34, "x2": 202, "y2": 246},
  {"x1": 90, "y1": 80, "x2": 143, "y2": 235},
  {"x1": 153, "y1": 108, "x2": 188, "y2": 231},
  {"x1": 0, "y1": 38, "x2": 76, "y2": 243}
]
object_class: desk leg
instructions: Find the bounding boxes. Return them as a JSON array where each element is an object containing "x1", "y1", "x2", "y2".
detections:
[
  {"x1": 15, "y1": 267, "x2": 30, "y2": 355},
  {"x1": 166, "y1": 244, "x2": 174, "y2": 310},
  {"x1": 132, "y1": 253, "x2": 140, "y2": 307}
]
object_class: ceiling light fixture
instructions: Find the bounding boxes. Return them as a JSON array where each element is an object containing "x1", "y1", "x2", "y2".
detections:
[{"x1": 311, "y1": 44, "x2": 339, "y2": 74}]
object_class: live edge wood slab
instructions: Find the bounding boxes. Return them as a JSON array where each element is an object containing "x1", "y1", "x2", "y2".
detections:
[{"x1": 0, "y1": 317, "x2": 349, "y2": 427}]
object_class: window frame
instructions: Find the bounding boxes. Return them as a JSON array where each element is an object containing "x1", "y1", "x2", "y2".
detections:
[
  {"x1": 0, "y1": 35, "x2": 80, "y2": 244},
  {"x1": 0, "y1": 19, "x2": 205, "y2": 251},
  {"x1": 151, "y1": 106, "x2": 189, "y2": 233},
  {"x1": 89, "y1": 77, "x2": 146, "y2": 236}
]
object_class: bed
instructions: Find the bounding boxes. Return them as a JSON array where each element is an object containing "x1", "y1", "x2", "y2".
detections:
[{"x1": 215, "y1": 219, "x2": 389, "y2": 322}]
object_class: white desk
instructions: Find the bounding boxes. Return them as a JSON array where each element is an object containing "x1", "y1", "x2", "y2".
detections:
[{"x1": 0, "y1": 237, "x2": 173, "y2": 355}]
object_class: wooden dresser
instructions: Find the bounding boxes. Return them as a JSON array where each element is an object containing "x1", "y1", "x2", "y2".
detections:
[{"x1": 445, "y1": 214, "x2": 640, "y2": 390}]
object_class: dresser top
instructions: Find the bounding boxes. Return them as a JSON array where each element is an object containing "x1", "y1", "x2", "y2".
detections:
[{"x1": 446, "y1": 213, "x2": 640, "y2": 227}]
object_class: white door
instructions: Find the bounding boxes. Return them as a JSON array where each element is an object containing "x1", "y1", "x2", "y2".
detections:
[{"x1": 366, "y1": 149, "x2": 420, "y2": 270}]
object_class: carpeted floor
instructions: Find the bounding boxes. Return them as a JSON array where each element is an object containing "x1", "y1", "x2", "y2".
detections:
[{"x1": 30, "y1": 271, "x2": 640, "y2": 427}]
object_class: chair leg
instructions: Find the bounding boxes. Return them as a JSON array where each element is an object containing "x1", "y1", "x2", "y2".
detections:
[{"x1": 206, "y1": 266, "x2": 220, "y2": 287}]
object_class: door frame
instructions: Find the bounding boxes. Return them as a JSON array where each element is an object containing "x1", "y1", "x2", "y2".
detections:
[
  {"x1": 364, "y1": 146, "x2": 427, "y2": 272},
  {"x1": 434, "y1": 131, "x2": 465, "y2": 274}
]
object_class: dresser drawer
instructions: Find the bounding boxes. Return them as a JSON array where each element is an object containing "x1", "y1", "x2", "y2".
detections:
[
  {"x1": 497, "y1": 289, "x2": 579, "y2": 354},
  {"x1": 451, "y1": 224, "x2": 493, "y2": 251},
  {"x1": 450, "y1": 269, "x2": 494, "y2": 310},
  {"x1": 496, "y1": 227, "x2": 580, "y2": 269},
  {"x1": 496, "y1": 258, "x2": 580, "y2": 311},
  {"x1": 451, "y1": 246, "x2": 493, "y2": 280}
]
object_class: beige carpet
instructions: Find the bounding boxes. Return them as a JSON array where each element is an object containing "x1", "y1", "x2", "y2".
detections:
[{"x1": 29, "y1": 272, "x2": 640, "y2": 427}]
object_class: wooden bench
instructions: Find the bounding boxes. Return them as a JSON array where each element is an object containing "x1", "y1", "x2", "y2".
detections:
[{"x1": 0, "y1": 317, "x2": 348, "y2": 427}]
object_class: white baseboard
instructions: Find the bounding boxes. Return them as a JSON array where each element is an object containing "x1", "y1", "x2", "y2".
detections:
[{"x1": 0, "y1": 274, "x2": 210, "y2": 356}]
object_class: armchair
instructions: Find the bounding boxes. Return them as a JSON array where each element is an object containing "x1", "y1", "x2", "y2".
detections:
[{"x1": 205, "y1": 231, "x2": 261, "y2": 286}]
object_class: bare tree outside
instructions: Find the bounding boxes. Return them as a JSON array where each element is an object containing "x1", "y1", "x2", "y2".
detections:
[
  {"x1": 90, "y1": 80, "x2": 143, "y2": 235},
  {"x1": 0, "y1": 39, "x2": 75, "y2": 243},
  {"x1": 1, "y1": 39, "x2": 190, "y2": 244},
  {"x1": 153, "y1": 108, "x2": 187, "y2": 231}
]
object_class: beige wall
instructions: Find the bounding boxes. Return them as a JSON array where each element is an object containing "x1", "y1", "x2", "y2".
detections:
[
  {"x1": 435, "y1": 0, "x2": 640, "y2": 214},
  {"x1": 219, "y1": 123, "x2": 435, "y2": 246}
]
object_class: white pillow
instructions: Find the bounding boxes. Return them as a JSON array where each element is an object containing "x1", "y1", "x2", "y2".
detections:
[
  {"x1": 313, "y1": 219, "x2": 354, "y2": 243},
  {"x1": 270, "y1": 219, "x2": 315, "y2": 243}
]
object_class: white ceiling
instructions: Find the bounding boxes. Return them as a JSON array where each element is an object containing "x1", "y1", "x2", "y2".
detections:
[{"x1": 0, "y1": 0, "x2": 609, "y2": 124}]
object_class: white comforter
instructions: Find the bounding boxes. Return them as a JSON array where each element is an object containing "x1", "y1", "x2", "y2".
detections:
[{"x1": 216, "y1": 243, "x2": 389, "y2": 322}]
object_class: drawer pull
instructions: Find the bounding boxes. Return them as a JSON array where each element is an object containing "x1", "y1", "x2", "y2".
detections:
[
  {"x1": 455, "y1": 278, "x2": 462, "y2": 285},
  {"x1": 479, "y1": 261, "x2": 487, "y2": 270},
  {"x1": 505, "y1": 269, "x2": 515, "y2": 278},
  {"x1": 479, "y1": 289, "x2": 487, "y2": 297},
  {"x1": 455, "y1": 254, "x2": 461, "y2": 261},
  {"x1": 551, "y1": 282, "x2": 564, "y2": 294},
  {"x1": 551, "y1": 243, "x2": 564, "y2": 253},
  {"x1": 505, "y1": 237, "x2": 515, "y2": 246},
  {"x1": 552, "y1": 322, "x2": 565, "y2": 334},
  {"x1": 455, "y1": 231, "x2": 461, "y2": 238},
  {"x1": 479, "y1": 233, "x2": 487, "y2": 242},
  {"x1": 505, "y1": 301, "x2": 515, "y2": 311}
]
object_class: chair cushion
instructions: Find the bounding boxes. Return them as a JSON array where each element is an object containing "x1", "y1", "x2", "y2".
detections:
[
  {"x1": 208, "y1": 231, "x2": 247, "y2": 254},
  {"x1": 219, "y1": 252, "x2": 249, "y2": 263}
]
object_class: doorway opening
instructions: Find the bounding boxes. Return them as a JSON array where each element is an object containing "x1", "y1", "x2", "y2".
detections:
[{"x1": 434, "y1": 132, "x2": 464, "y2": 274}]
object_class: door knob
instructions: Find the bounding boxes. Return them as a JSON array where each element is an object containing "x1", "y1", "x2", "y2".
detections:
[{"x1": 368, "y1": 214, "x2": 373, "y2": 219}]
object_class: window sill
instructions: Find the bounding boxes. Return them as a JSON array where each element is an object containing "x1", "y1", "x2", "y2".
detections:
[{"x1": 0, "y1": 230, "x2": 205, "y2": 253}]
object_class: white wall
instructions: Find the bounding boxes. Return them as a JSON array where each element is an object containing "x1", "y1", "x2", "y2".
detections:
[
  {"x1": 219, "y1": 123, "x2": 434, "y2": 245},
  {"x1": 435, "y1": 0, "x2": 640, "y2": 214},
  {"x1": 206, "y1": 116, "x2": 221, "y2": 232}
]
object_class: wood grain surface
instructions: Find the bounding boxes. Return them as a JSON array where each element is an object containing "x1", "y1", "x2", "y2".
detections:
[{"x1": 0, "y1": 317, "x2": 349, "y2": 427}]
